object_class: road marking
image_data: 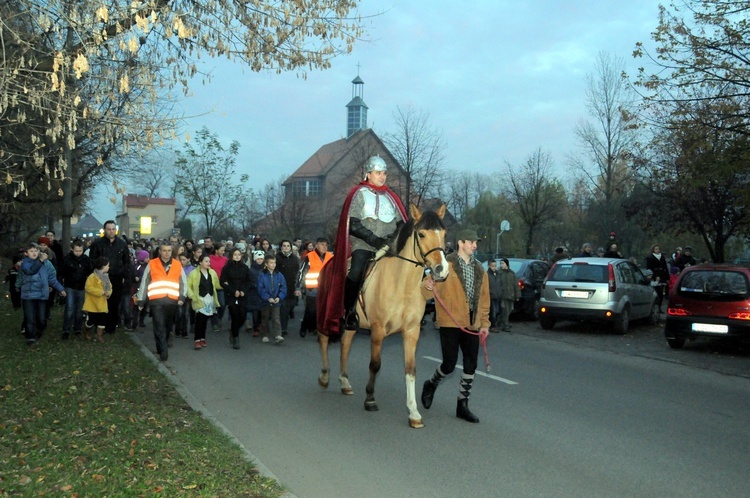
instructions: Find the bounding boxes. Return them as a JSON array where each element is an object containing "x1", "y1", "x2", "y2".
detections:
[{"x1": 422, "y1": 356, "x2": 518, "y2": 385}]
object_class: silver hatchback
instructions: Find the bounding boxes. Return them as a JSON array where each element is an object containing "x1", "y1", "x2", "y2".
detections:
[{"x1": 539, "y1": 258, "x2": 658, "y2": 334}]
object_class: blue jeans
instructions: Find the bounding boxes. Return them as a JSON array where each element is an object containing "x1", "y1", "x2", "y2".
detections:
[
  {"x1": 22, "y1": 299, "x2": 48, "y2": 342},
  {"x1": 63, "y1": 288, "x2": 86, "y2": 334},
  {"x1": 489, "y1": 298, "x2": 501, "y2": 327}
]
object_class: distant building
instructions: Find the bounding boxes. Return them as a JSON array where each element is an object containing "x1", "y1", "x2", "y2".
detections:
[
  {"x1": 256, "y1": 73, "x2": 455, "y2": 244},
  {"x1": 116, "y1": 195, "x2": 176, "y2": 240}
]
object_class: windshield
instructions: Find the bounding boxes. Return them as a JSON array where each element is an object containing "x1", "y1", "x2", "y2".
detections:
[
  {"x1": 678, "y1": 270, "x2": 749, "y2": 299},
  {"x1": 547, "y1": 263, "x2": 607, "y2": 283}
]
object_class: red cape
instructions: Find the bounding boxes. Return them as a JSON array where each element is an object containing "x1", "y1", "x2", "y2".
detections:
[{"x1": 317, "y1": 182, "x2": 408, "y2": 336}]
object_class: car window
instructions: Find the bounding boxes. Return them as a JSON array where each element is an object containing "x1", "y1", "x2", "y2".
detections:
[
  {"x1": 616, "y1": 263, "x2": 634, "y2": 284},
  {"x1": 547, "y1": 263, "x2": 607, "y2": 283},
  {"x1": 678, "y1": 270, "x2": 750, "y2": 298},
  {"x1": 532, "y1": 263, "x2": 548, "y2": 281},
  {"x1": 508, "y1": 260, "x2": 523, "y2": 273},
  {"x1": 629, "y1": 263, "x2": 647, "y2": 285}
]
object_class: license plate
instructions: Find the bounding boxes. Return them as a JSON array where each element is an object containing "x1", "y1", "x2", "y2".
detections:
[
  {"x1": 691, "y1": 323, "x2": 729, "y2": 333},
  {"x1": 561, "y1": 290, "x2": 589, "y2": 299}
]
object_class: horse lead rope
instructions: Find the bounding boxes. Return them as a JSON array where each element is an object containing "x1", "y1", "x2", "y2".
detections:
[{"x1": 431, "y1": 286, "x2": 491, "y2": 372}]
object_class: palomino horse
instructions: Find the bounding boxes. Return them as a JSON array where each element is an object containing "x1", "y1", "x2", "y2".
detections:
[{"x1": 318, "y1": 203, "x2": 449, "y2": 428}]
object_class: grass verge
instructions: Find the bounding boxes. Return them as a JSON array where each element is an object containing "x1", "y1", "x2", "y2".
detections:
[{"x1": 0, "y1": 297, "x2": 284, "y2": 497}]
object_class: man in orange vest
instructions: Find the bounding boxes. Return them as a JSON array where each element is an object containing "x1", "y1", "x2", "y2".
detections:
[
  {"x1": 136, "y1": 242, "x2": 187, "y2": 361},
  {"x1": 294, "y1": 237, "x2": 332, "y2": 337}
]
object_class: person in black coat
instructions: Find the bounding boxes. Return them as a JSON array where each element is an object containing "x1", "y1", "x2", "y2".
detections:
[
  {"x1": 246, "y1": 251, "x2": 266, "y2": 336},
  {"x1": 220, "y1": 248, "x2": 253, "y2": 344},
  {"x1": 645, "y1": 244, "x2": 669, "y2": 308},
  {"x1": 674, "y1": 246, "x2": 697, "y2": 272},
  {"x1": 60, "y1": 240, "x2": 92, "y2": 338},
  {"x1": 275, "y1": 240, "x2": 300, "y2": 336},
  {"x1": 87, "y1": 220, "x2": 133, "y2": 333}
]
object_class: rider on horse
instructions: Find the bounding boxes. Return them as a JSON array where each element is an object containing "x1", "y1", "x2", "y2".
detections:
[{"x1": 318, "y1": 155, "x2": 408, "y2": 335}]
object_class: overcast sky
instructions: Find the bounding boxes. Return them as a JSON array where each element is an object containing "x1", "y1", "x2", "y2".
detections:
[{"x1": 97, "y1": 0, "x2": 663, "y2": 219}]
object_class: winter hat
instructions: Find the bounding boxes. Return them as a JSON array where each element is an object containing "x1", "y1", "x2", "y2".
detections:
[
  {"x1": 37, "y1": 236, "x2": 51, "y2": 246},
  {"x1": 252, "y1": 250, "x2": 265, "y2": 260},
  {"x1": 501, "y1": 258, "x2": 510, "y2": 267},
  {"x1": 235, "y1": 242, "x2": 247, "y2": 253},
  {"x1": 136, "y1": 250, "x2": 149, "y2": 262}
]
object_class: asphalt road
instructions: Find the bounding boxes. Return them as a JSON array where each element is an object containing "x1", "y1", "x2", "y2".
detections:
[{"x1": 135, "y1": 308, "x2": 750, "y2": 497}]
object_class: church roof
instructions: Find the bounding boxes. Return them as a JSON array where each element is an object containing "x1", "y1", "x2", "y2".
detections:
[{"x1": 283, "y1": 129, "x2": 376, "y2": 183}]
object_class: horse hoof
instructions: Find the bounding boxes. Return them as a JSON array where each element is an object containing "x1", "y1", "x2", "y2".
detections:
[
  {"x1": 409, "y1": 418, "x2": 424, "y2": 429},
  {"x1": 364, "y1": 401, "x2": 379, "y2": 411},
  {"x1": 341, "y1": 387, "x2": 354, "y2": 396}
]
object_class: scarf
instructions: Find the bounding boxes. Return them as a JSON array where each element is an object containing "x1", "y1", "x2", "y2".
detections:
[
  {"x1": 95, "y1": 269, "x2": 112, "y2": 293},
  {"x1": 653, "y1": 253, "x2": 662, "y2": 260}
]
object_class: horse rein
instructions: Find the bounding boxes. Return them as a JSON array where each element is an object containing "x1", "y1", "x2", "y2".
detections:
[{"x1": 431, "y1": 285, "x2": 491, "y2": 372}]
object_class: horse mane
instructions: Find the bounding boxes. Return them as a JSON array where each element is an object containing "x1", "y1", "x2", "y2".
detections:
[{"x1": 395, "y1": 209, "x2": 445, "y2": 253}]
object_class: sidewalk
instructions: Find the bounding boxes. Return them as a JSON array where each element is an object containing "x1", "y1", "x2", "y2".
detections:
[{"x1": 129, "y1": 322, "x2": 298, "y2": 498}]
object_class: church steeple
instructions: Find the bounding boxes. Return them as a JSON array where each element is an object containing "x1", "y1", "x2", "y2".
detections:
[{"x1": 346, "y1": 71, "x2": 368, "y2": 138}]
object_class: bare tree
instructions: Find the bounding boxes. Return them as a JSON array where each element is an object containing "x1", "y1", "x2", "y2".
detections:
[
  {"x1": 505, "y1": 149, "x2": 567, "y2": 257},
  {"x1": 444, "y1": 171, "x2": 490, "y2": 224},
  {"x1": 572, "y1": 51, "x2": 637, "y2": 229},
  {"x1": 123, "y1": 149, "x2": 179, "y2": 198},
  {"x1": 383, "y1": 105, "x2": 446, "y2": 208},
  {"x1": 173, "y1": 128, "x2": 247, "y2": 236}
]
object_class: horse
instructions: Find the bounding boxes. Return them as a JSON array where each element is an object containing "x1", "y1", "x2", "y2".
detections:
[{"x1": 318, "y1": 203, "x2": 449, "y2": 428}]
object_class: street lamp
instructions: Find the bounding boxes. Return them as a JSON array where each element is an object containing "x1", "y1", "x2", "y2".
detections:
[{"x1": 496, "y1": 220, "x2": 510, "y2": 257}]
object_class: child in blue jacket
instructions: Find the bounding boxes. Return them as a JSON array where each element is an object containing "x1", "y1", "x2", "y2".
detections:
[
  {"x1": 258, "y1": 254, "x2": 287, "y2": 344},
  {"x1": 20, "y1": 243, "x2": 66, "y2": 346}
]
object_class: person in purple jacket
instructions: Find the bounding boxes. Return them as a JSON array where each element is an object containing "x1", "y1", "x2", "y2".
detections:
[{"x1": 20, "y1": 243, "x2": 66, "y2": 346}]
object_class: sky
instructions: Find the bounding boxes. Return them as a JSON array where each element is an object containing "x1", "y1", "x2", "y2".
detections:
[{"x1": 95, "y1": 0, "x2": 663, "y2": 220}]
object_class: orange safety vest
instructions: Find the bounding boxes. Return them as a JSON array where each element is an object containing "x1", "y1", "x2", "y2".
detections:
[
  {"x1": 146, "y1": 258, "x2": 183, "y2": 301},
  {"x1": 304, "y1": 251, "x2": 333, "y2": 290}
]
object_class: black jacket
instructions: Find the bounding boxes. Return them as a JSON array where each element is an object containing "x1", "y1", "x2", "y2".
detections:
[
  {"x1": 220, "y1": 260, "x2": 252, "y2": 307},
  {"x1": 276, "y1": 251, "x2": 300, "y2": 300},
  {"x1": 645, "y1": 254, "x2": 669, "y2": 283},
  {"x1": 89, "y1": 236, "x2": 132, "y2": 283},
  {"x1": 60, "y1": 252, "x2": 92, "y2": 290}
]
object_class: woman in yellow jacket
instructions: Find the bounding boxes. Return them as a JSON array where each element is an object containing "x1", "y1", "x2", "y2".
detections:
[
  {"x1": 83, "y1": 257, "x2": 112, "y2": 342},
  {"x1": 187, "y1": 254, "x2": 222, "y2": 350}
]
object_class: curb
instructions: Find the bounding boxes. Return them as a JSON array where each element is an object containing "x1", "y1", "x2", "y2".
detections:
[{"x1": 127, "y1": 332, "x2": 297, "y2": 498}]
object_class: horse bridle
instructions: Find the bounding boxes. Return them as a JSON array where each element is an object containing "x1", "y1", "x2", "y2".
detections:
[{"x1": 388, "y1": 226, "x2": 445, "y2": 268}]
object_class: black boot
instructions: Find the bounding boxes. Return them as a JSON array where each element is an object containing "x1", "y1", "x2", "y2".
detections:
[
  {"x1": 421, "y1": 380, "x2": 437, "y2": 409},
  {"x1": 342, "y1": 277, "x2": 360, "y2": 330},
  {"x1": 456, "y1": 398, "x2": 479, "y2": 423},
  {"x1": 232, "y1": 336, "x2": 240, "y2": 350}
]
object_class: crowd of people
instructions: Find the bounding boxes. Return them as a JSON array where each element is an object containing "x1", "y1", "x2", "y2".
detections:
[
  {"x1": 7, "y1": 222, "x2": 333, "y2": 360},
  {"x1": 3, "y1": 155, "x2": 710, "y2": 426}
]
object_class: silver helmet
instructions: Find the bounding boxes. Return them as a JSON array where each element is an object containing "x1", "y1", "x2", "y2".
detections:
[{"x1": 363, "y1": 155, "x2": 387, "y2": 180}]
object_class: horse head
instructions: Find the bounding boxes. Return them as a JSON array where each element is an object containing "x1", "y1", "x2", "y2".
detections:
[{"x1": 396, "y1": 203, "x2": 449, "y2": 281}]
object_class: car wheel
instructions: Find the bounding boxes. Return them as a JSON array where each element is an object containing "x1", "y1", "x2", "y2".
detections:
[
  {"x1": 667, "y1": 336, "x2": 686, "y2": 349},
  {"x1": 613, "y1": 308, "x2": 629, "y2": 335},
  {"x1": 527, "y1": 298, "x2": 541, "y2": 321},
  {"x1": 539, "y1": 314, "x2": 555, "y2": 330}
]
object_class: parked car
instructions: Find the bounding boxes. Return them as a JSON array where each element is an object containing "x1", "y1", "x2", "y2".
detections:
[
  {"x1": 482, "y1": 258, "x2": 550, "y2": 320},
  {"x1": 664, "y1": 264, "x2": 750, "y2": 349},
  {"x1": 539, "y1": 258, "x2": 658, "y2": 334}
]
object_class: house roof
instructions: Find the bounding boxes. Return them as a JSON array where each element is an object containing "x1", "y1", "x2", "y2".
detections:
[{"x1": 124, "y1": 195, "x2": 176, "y2": 208}]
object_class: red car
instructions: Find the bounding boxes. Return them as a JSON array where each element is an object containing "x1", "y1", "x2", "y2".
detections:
[{"x1": 665, "y1": 264, "x2": 750, "y2": 349}]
